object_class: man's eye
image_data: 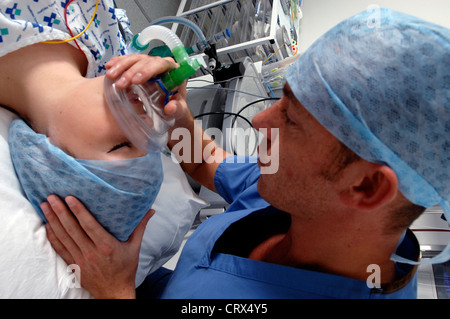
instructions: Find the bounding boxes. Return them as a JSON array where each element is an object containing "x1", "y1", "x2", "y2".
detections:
[
  {"x1": 108, "y1": 141, "x2": 132, "y2": 153},
  {"x1": 282, "y1": 109, "x2": 295, "y2": 125}
]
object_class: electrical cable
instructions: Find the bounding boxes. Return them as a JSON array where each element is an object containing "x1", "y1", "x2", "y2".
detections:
[
  {"x1": 194, "y1": 111, "x2": 255, "y2": 156},
  {"x1": 188, "y1": 74, "x2": 263, "y2": 85},
  {"x1": 194, "y1": 111, "x2": 253, "y2": 128},
  {"x1": 42, "y1": 0, "x2": 99, "y2": 45},
  {"x1": 231, "y1": 97, "x2": 279, "y2": 128},
  {"x1": 61, "y1": 0, "x2": 87, "y2": 58},
  {"x1": 193, "y1": 97, "x2": 280, "y2": 156},
  {"x1": 188, "y1": 74, "x2": 278, "y2": 98},
  {"x1": 230, "y1": 97, "x2": 279, "y2": 155},
  {"x1": 186, "y1": 86, "x2": 269, "y2": 99},
  {"x1": 262, "y1": 41, "x2": 287, "y2": 65}
]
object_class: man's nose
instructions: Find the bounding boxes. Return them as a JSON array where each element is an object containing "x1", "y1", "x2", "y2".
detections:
[{"x1": 252, "y1": 101, "x2": 282, "y2": 139}]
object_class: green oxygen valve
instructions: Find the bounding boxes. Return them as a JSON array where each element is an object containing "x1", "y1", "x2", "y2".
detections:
[{"x1": 161, "y1": 45, "x2": 202, "y2": 91}]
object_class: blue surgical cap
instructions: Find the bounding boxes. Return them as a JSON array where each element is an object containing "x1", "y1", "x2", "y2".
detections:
[
  {"x1": 286, "y1": 8, "x2": 450, "y2": 265},
  {"x1": 9, "y1": 119, "x2": 163, "y2": 241}
]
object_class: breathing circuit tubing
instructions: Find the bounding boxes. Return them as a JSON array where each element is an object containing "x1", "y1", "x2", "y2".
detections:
[
  {"x1": 42, "y1": 0, "x2": 99, "y2": 44},
  {"x1": 128, "y1": 25, "x2": 202, "y2": 91},
  {"x1": 148, "y1": 16, "x2": 208, "y2": 48}
]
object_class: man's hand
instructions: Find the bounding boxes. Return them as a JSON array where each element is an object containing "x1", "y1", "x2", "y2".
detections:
[
  {"x1": 104, "y1": 54, "x2": 231, "y2": 191},
  {"x1": 105, "y1": 54, "x2": 187, "y2": 119},
  {"x1": 41, "y1": 195, "x2": 153, "y2": 299}
]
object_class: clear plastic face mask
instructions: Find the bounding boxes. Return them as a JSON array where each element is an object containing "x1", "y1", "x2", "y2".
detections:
[{"x1": 104, "y1": 76, "x2": 175, "y2": 153}]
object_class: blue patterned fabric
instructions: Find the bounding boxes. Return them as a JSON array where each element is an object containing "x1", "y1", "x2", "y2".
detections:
[
  {"x1": 0, "y1": 0, "x2": 132, "y2": 77},
  {"x1": 9, "y1": 119, "x2": 163, "y2": 241},
  {"x1": 286, "y1": 8, "x2": 450, "y2": 264}
]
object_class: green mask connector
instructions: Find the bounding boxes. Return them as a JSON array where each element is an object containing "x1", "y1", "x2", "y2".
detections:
[{"x1": 161, "y1": 45, "x2": 202, "y2": 91}]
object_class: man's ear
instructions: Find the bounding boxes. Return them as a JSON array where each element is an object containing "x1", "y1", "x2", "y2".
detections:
[{"x1": 340, "y1": 164, "x2": 398, "y2": 210}]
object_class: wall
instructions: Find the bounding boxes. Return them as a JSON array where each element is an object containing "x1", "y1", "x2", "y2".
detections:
[{"x1": 298, "y1": 0, "x2": 450, "y2": 53}]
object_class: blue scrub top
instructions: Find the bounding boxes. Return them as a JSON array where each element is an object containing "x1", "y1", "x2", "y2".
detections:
[{"x1": 160, "y1": 156, "x2": 419, "y2": 299}]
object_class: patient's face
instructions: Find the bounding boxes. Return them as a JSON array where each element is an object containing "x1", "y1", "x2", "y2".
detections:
[{"x1": 47, "y1": 76, "x2": 147, "y2": 160}]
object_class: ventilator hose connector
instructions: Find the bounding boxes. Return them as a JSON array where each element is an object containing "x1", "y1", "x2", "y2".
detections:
[
  {"x1": 149, "y1": 16, "x2": 208, "y2": 47},
  {"x1": 127, "y1": 25, "x2": 201, "y2": 91}
]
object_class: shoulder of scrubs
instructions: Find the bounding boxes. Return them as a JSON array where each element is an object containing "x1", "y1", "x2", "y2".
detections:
[
  {"x1": 214, "y1": 155, "x2": 269, "y2": 210},
  {"x1": 161, "y1": 207, "x2": 419, "y2": 299}
]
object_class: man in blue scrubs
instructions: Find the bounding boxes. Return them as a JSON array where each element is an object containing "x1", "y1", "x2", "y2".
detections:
[{"x1": 44, "y1": 8, "x2": 450, "y2": 299}]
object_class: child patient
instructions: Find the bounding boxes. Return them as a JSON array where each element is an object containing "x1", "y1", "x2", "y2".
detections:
[{"x1": 0, "y1": 1, "x2": 179, "y2": 241}]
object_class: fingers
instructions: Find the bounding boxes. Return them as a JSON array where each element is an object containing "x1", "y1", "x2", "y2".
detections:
[
  {"x1": 44, "y1": 195, "x2": 153, "y2": 251},
  {"x1": 105, "y1": 54, "x2": 189, "y2": 118},
  {"x1": 43, "y1": 195, "x2": 114, "y2": 261},
  {"x1": 164, "y1": 98, "x2": 186, "y2": 120},
  {"x1": 165, "y1": 82, "x2": 189, "y2": 119},
  {"x1": 42, "y1": 195, "x2": 154, "y2": 298},
  {"x1": 44, "y1": 212, "x2": 76, "y2": 265},
  {"x1": 105, "y1": 54, "x2": 178, "y2": 89},
  {"x1": 127, "y1": 209, "x2": 155, "y2": 250},
  {"x1": 64, "y1": 196, "x2": 116, "y2": 245},
  {"x1": 41, "y1": 197, "x2": 83, "y2": 264}
]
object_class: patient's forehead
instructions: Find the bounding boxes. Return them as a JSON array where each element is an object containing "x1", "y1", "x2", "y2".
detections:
[{"x1": 45, "y1": 76, "x2": 146, "y2": 160}]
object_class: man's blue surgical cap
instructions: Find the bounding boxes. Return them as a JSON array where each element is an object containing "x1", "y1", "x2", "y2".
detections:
[{"x1": 286, "y1": 8, "x2": 450, "y2": 265}]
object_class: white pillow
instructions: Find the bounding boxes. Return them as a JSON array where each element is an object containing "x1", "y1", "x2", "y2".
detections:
[
  {"x1": 135, "y1": 153, "x2": 208, "y2": 286},
  {"x1": 0, "y1": 107, "x2": 207, "y2": 297}
]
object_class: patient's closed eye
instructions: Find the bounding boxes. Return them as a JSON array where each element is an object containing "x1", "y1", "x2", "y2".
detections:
[{"x1": 108, "y1": 141, "x2": 131, "y2": 153}]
